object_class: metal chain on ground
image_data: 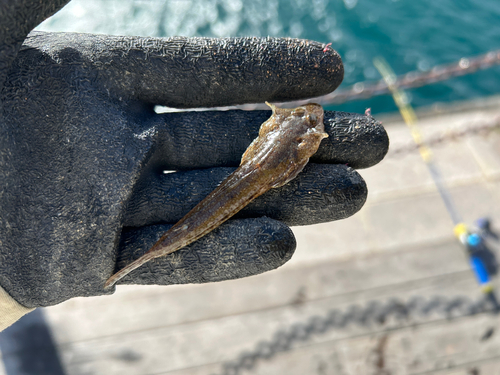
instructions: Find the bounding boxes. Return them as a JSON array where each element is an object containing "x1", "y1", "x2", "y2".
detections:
[
  {"x1": 214, "y1": 294, "x2": 498, "y2": 375},
  {"x1": 388, "y1": 115, "x2": 500, "y2": 158}
]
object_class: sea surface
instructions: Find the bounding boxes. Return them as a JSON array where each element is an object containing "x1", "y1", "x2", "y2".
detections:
[{"x1": 37, "y1": 0, "x2": 500, "y2": 114}]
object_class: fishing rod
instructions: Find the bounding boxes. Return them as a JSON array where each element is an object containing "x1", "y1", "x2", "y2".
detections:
[{"x1": 373, "y1": 56, "x2": 498, "y2": 298}]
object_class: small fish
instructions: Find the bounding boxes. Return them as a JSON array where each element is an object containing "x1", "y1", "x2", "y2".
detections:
[{"x1": 105, "y1": 102, "x2": 327, "y2": 288}]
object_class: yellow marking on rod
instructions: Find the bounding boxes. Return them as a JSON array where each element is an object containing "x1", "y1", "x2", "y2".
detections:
[
  {"x1": 481, "y1": 283, "x2": 494, "y2": 294},
  {"x1": 453, "y1": 223, "x2": 468, "y2": 238},
  {"x1": 373, "y1": 57, "x2": 433, "y2": 163},
  {"x1": 374, "y1": 58, "x2": 492, "y2": 294}
]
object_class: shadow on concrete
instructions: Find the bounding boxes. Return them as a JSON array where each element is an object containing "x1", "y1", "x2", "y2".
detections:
[{"x1": 0, "y1": 309, "x2": 65, "y2": 375}]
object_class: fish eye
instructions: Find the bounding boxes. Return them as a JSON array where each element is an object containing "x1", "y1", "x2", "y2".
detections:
[
  {"x1": 307, "y1": 114, "x2": 317, "y2": 124},
  {"x1": 292, "y1": 107, "x2": 306, "y2": 117}
]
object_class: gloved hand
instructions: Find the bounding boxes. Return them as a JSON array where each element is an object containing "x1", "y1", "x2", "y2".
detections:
[{"x1": 0, "y1": 0, "x2": 389, "y2": 308}]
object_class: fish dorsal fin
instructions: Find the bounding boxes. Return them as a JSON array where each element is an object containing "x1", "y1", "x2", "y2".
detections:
[{"x1": 265, "y1": 101, "x2": 276, "y2": 114}]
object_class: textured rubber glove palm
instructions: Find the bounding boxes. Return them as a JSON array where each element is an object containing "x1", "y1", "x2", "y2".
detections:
[{"x1": 0, "y1": 0, "x2": 388, "y2": 308}]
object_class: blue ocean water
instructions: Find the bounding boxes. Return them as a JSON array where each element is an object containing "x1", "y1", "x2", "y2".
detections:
[{"x1": 37, "y1": 0, "x2": 500, "y2": 114}]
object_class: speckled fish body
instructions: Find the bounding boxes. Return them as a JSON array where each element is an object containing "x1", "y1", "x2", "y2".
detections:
[{"x1": 105, "y1": 102, "x2": 327, "y2": 288}]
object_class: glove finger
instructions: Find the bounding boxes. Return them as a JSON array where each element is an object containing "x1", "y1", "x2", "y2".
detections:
[
  {"x1": 115, "y1": 217, "x2": 295, "y2": 286},
  {"x1": 26, "y1": 32, "x2": 342, "y2": 108},
  {"x1": 123, "y1": 164, "x2": 367, "y2": 228},
  {"x1": 145, "y1": 110, "x2": 388, "y2": 172},
  {"x1": 315, "y1": 111, "x2": 389, "y2": 169}
]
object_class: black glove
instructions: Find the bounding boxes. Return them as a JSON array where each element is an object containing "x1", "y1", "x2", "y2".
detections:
[{"x1": 0, "y1": 0, "x2": 389, "y2": 308}]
